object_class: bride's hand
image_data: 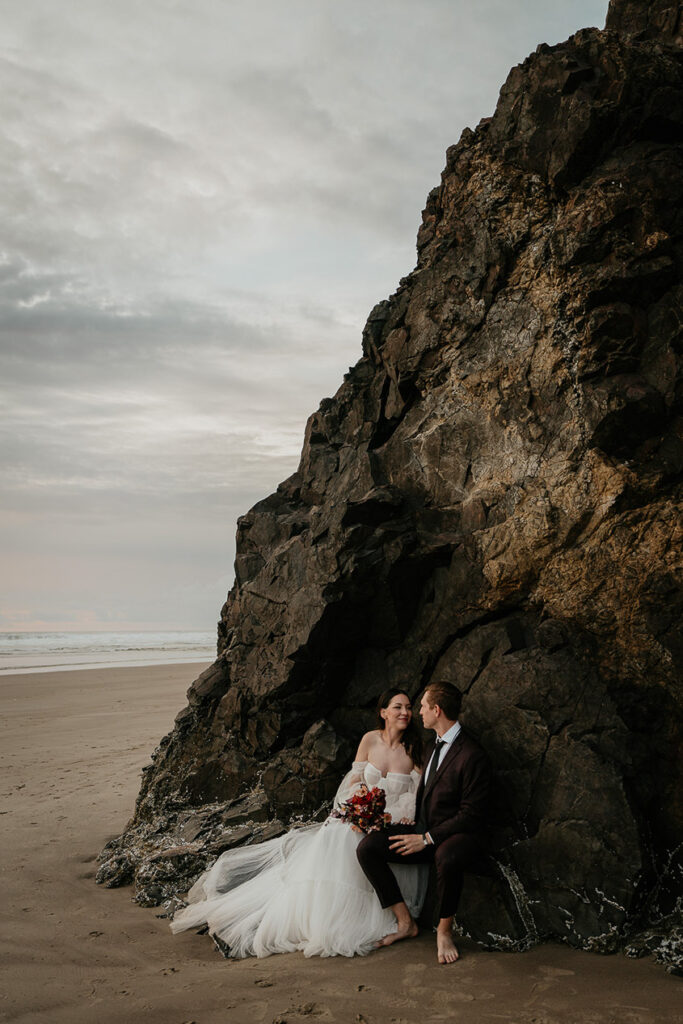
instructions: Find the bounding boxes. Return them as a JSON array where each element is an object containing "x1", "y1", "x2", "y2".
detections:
[{"x1": 398, "y1": 818, "x2": 415, "y2": 825}]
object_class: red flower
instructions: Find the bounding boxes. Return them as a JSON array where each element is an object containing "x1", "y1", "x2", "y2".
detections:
[{"x1": 331, "y1": 785, "x2": 390, "y2": 833}]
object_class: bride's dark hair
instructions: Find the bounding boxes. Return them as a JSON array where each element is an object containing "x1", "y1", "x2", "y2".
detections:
[{"x1": 375, "y1": 688, "x2": 423, "y2": 768}]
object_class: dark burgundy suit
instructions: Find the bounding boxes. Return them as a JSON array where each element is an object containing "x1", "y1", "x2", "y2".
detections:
[{"x1": 357, "y1": 728, "x2": 491, "y2": 919}]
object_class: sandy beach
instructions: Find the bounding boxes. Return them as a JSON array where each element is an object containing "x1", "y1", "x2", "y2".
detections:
[{"x1": 1, "y1": 663, "x2": 680, "y2": 1024}]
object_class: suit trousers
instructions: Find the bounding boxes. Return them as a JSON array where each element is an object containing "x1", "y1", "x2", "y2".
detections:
[{"x1": 356, "y1": 824, "x2": 484, "y2": 920}]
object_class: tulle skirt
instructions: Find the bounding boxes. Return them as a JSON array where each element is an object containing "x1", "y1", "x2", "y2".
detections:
[{"x1": 171, "y1": 817, "x2": 427, "y2": 958}]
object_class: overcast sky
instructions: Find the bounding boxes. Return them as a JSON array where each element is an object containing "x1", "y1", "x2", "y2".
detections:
[{"x1": 1, "y1": 0, "x2": 609, "y2": 632}]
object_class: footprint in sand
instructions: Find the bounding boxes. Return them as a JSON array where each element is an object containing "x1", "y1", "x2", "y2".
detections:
[
  {"x1": 276, "y1": 1003, "x2": 333, "y2": 1021},
  {"x1": 529, "y1": 965, "x2": 578, "y2": 997},
  {"x1": 387, "y1": 995, "x2": 420, "y2": 1011}
]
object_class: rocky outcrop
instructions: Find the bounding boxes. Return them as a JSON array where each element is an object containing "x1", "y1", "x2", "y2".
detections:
[{"x1": 98, "y1": 0, "x2": 683, "y2": 971}]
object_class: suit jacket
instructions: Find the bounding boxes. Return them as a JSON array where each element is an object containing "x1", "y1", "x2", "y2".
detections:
[{"x1": 415, "y1": 727, "x2": 491, "y2": 847}]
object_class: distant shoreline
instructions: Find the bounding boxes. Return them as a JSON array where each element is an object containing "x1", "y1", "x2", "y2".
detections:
[{"x1": 0, "y1": 655, "x2": 215, "y2": 676}]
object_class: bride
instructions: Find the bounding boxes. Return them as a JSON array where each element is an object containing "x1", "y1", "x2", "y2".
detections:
[{"x1": 171, "y1": 688, "x2": 427, "y2": 958}]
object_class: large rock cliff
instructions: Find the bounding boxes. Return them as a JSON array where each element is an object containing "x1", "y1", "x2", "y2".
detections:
[{"x1": 98, "y1": 0, "x2": 683, "y2": 971}]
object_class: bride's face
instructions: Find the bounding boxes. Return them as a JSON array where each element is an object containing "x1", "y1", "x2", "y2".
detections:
[{"x1": 381, "y1": 694, "x2": 412, "y2": 731}]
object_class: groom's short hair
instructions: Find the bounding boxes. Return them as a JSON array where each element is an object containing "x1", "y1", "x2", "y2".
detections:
[{"x1": 424, "y1": 681, "x2": 462, "y2": 721}]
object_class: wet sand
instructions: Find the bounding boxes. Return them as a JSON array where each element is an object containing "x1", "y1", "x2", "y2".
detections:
[{"x1": 1, "y1": 663, "x2": 680, "y2": 1024}]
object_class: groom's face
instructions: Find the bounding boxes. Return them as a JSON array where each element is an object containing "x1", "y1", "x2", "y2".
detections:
[{"x1": 420, "y1": 692, "x2": 438, "y2": 731}]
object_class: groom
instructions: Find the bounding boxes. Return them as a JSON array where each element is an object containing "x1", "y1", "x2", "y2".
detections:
[{"x1": 357, "y1": 681, "x2": 491, "y2": 963}]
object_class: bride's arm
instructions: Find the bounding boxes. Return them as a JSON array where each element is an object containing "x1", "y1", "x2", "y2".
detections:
[
  {"x1": 332, "y1": 732, "x2": 373, "y2": 808},
  {"x1": 386, "y1": 787, "x2": 417, "y2": 824},
  {"x1": 385, "y1": 768, "x2": 421, "y2": 823}
]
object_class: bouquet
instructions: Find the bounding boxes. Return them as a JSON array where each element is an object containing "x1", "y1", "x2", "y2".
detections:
[{"x1": 330, "y1": 784, "x2": 391, "y2": 833}]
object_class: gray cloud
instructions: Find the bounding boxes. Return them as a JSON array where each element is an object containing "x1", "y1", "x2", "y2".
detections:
[{"x1": 0, "y1": 0, "x2": 609, "y2": 629}]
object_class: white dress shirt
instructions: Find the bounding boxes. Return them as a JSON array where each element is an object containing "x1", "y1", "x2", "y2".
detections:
[{"x1": 424, "y1": 720, "x2": 462, "y2": 779}]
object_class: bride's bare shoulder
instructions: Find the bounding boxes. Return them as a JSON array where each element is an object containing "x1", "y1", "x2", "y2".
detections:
[{"x1": 354, "y1": 730, "x2": 382, "y2": 761}]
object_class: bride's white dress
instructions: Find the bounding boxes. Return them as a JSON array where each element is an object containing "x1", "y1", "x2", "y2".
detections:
[{"x1": 171, "y1": 760, "x2": 427, "y2": 958}]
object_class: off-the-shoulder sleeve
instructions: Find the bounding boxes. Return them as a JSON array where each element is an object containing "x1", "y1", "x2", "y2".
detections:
[
  {"x1": 333, "y1": 761, "x2": 367, "y2": 809},
  {"x1": 384, "y1": 773, "x2": 419, "y2": 823}
]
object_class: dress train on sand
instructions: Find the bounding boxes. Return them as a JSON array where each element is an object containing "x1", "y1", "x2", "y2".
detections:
[{"x1": 171, "y1": 761, "x2": 427, "y2": 958}]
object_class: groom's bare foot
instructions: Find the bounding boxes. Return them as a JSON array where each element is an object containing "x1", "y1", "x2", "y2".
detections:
[
  {"x1": 376, "y1": 919, "x2": 419, "y2": 948},
  {"x1": 436, "y1": 928, "x2": 459, "y2": 964}
]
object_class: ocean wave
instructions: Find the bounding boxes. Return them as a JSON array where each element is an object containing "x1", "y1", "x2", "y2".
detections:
[{"x1": 0, "y1": 630, "x2": 215, "y2": 674}]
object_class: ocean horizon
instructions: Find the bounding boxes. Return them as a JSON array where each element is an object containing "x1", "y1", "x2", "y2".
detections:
[{"x1": 0, "y1": 629, "x2": 216, "y2": 675}]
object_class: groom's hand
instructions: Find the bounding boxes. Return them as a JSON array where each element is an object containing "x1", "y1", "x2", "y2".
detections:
[{"x1": 389, "y1": 833, "x2": 425, "y2": 856}]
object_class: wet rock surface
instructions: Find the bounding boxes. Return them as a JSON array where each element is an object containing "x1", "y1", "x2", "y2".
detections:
[
  {"x1": 97, "y1": 794, "x2": 286, "y2": 911},
  {"x1": 98, "y1": 0, "x2": 682, "y2": 971}
]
